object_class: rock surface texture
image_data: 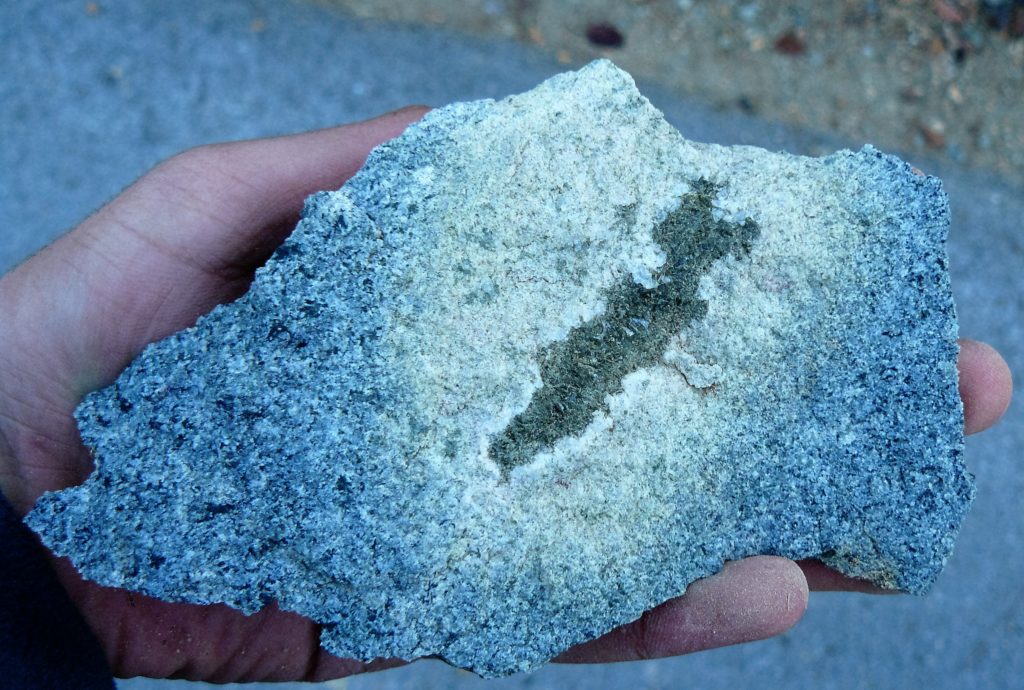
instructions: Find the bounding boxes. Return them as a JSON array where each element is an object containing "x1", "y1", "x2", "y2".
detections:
[{"x1": 27, "y1": 61, "x2": 970, "y2": 677}]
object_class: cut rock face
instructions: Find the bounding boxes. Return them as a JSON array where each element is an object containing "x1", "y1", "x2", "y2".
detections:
[{"x1": 27, "y1": 60, "x2": 971, "y2": 676}]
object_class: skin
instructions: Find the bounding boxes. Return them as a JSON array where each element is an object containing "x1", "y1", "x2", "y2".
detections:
[{"x1": 0, "y1": 107, "x2": 1012, "y2": 682}]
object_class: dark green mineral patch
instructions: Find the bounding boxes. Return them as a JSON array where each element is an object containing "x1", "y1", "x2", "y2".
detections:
[{"x1": 489, "y1": 180, "x2": 759, "y2": 476}]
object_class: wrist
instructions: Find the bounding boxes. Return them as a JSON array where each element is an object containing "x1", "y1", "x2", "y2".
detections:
[
  {"x1": 0, "y1": 281, "x2": 19, "y2": 511},
  {"x1": 0, "y1": 428, "x2": 23, "y2": 513}
]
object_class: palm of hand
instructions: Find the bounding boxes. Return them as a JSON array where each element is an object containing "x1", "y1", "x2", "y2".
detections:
[{"x1": 0, "y1": 109, "x2": 1011, "y2": 682}]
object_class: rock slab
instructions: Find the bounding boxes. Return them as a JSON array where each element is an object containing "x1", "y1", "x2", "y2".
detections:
[{"x1": 27, "y1": 60, "x2": 971, "y2": 676}]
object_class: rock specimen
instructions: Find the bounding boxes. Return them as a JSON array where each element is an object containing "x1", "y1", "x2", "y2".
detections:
[{"x1": 26, "y1": 60, "x2": 971, "y2": 677}]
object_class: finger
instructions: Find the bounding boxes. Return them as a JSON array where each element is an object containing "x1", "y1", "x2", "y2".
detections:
[
  {"x1": 0, "y1": 107, "x2": 430, "y2": 400},
  {"x1": 554, "y1": 556, "x2": 808, "y2": 664},
  {"x1": 797, "y1": 559, "x2": 899, "y2": 593},
  {"x1": 52, "y1": 557, "x2": 402, "y2": 682},
  {"x1": 958, "y1": 338, "x2": 1012, "y2": 435},
  {"x1": 89, "y1": 104, "x2": 433, "y2": 278}
]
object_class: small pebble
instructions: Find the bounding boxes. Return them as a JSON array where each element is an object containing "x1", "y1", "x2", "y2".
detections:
[
  {"x1": 1012, "y1": 6, "x2": 1024, "y2": 37},
  {"x1": 774, "y1": 30, "x2": 806, "y2": 56},
  {"x1": 935, "y1": 1, "x2": 966, "y2": 25},
  {"x1": 901, "y1": 85, "x2": 924, "y2": 102},
  {"x1": 586, "y1": 22, "x2": 625, "y2": 48},
  {"x1": 919, "y1": 119, "x2": 948, "y2": 149}
]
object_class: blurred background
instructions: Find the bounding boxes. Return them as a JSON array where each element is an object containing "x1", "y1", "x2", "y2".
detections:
[
  {"x1": 327, "y1": 0, "x2": 1024, "y2": 186},
  {"x1": 1, "y1": 1, "x2": 1020, "y2": 688}
]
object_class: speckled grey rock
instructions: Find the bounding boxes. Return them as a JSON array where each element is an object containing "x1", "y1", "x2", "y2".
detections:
[{"x1": 26, "y1": 60, "x2": 970, "y2": 677}]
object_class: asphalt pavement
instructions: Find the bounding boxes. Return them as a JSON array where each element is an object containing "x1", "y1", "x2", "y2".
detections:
[{"x1": 1, "y1": 1, "x2": 1020, "y2": 688}]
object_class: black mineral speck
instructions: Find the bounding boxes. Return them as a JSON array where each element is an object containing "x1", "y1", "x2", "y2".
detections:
[{"x1": 205, "y1": 502, "x2": 235, "y2": 515}]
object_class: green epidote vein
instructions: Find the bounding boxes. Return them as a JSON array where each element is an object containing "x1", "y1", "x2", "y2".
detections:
[{"x1": 489, "y1": 180, "x2": 759, "y2": 476}]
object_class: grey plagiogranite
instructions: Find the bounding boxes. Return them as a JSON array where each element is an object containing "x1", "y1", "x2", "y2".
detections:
[{"x1": 26, "y1": 60, "x2": 970, "y2": 676}]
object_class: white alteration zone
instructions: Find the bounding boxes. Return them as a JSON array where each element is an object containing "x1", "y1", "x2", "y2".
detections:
[
  {"x1": 376, "y1": 63, "x2": 695, "y2": 485},
  {"x1": 363, "y1": 60, "x2": 873, "y2": 659},
  {"x1": 501, "y1": 149, "x2": 866, "y2": 634},
  {"x1": 662, "y1": 339, "x2": 723, "y2": 390}
]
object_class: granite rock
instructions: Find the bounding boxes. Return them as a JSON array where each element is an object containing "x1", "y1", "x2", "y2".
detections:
[{"x1": 26, "y1": 60, "x2": 970, "y2": 676}]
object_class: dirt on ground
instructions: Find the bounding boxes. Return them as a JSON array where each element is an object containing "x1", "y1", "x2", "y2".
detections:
[{"x1": 316, "y1": 0, "x2": 1024, "y2": 186}]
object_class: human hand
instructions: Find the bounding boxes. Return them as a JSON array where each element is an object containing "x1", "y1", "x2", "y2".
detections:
[{"x1": 0, "y1": 107, "x2": 1012, "y2": 681}]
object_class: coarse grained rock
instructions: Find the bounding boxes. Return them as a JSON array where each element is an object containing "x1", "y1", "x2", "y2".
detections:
[{"x1": 26, "y1": 60, "x2": 970, "y2": 677}]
